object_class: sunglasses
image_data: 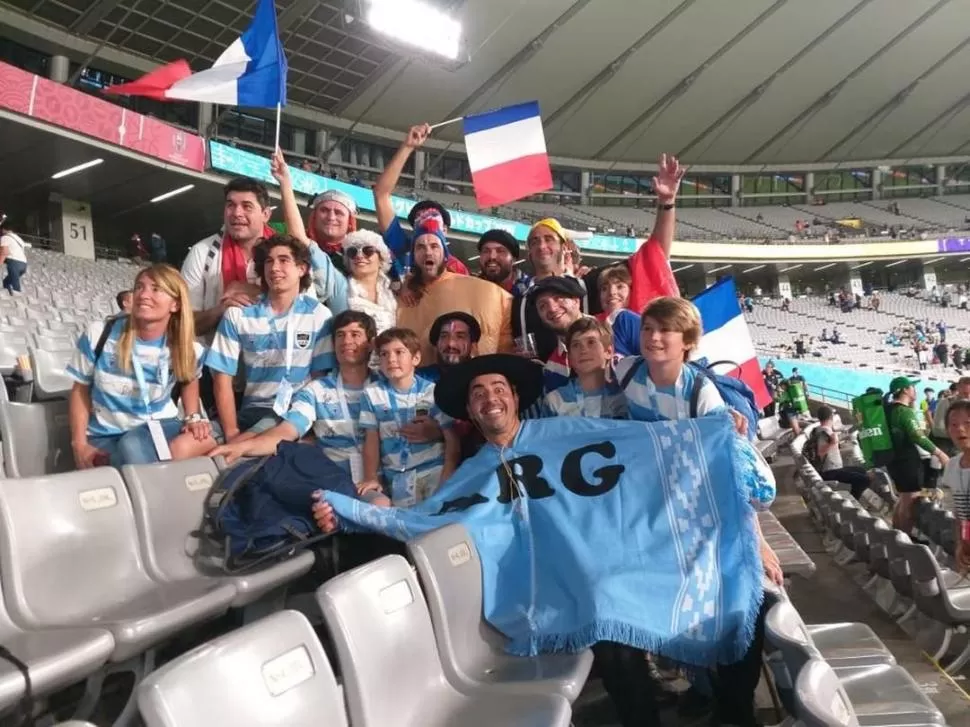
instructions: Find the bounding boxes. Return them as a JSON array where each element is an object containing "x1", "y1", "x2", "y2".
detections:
[{"x1": 345, "y1": 246, "x2": 378, "y2": 259}]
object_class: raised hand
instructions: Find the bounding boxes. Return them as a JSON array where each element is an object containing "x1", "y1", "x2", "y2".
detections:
[
  {"x1": 653, "y1": 153, "x2": 686, "y2": 205},
  {"x1": 405, "y1": 124, "x2": 432, "y2": 149}
]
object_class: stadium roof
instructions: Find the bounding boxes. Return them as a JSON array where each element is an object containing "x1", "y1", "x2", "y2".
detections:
[{"x1": 5, "y1": 0, "x2": 970, "y2": 168}]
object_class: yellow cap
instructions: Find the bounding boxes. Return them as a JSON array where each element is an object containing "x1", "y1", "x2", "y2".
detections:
[{"x1": 528, "y1": 218, "x2": 568, "y2": 243}]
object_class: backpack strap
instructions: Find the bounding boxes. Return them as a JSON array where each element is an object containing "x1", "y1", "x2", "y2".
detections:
[
  {"x1": 93, "y1": 315, "x2": 125, "y2": 365},
  {"x1": 200, "y1": 234, "x2": 222, "y2": 309},
  {"x1": 618, "y1": 358, "x2": 645, "y2": 391},
  {"x1": 0, "y1": 644, "x2": 34, "y2": 726},
  {"x1": 688, "y1": 363, "x2": 705, "y2": 419}
]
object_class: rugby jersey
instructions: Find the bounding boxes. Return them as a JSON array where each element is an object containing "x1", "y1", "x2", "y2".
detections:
[
  {"x1": 941, "y1": 457, "x2": 970, "y2": 522},
  {"x1": 206, "y1": 293, "x2": 335, "y2": 409},
  {"x1": 284, "y1": 373, "x2": 374, "y2": 476},
  {"x1": 359, "y1": 374, "x2": 452, "y2": 479},
  {"x1": 543, "y1": 379, "x2": 628, "y2": 419},
  {"x1": 614, "y1": 356, "x2": 726, "y2": 422},
  {"x1": 67, "y1": 318, "x2": 204, "y2": 437}
]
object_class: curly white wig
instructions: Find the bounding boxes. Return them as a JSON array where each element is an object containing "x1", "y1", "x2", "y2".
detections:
[{"x1": 341, "y1": 229, "x2": 392, "y2": 274}]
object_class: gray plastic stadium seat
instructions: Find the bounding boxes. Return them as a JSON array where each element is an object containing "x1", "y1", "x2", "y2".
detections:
[
  {"x1": 0, "y1": 576, "x2": 113, "y2": 715},
  {"x1": 407, "y1": 523, "x2": 592, "y2": 702},
  {"x1": 0, "y1": 393, "x2": 73, "y2": 476},
  {"x1": 317, "y1": 555, "x2": 572, "y2": 727},
  {"x1": 0, "y1": 332, "x2": 28, "y2": 374},
  {"x1": 29, "y1": 347, "x2": 74, "y2": 400},
  {"x1": 795, "y1": 660, "x2": 860, "y2": 727},
  {"x1": 138, "y1": 610, "x2": 346, "y2": 727},
  {"x1": 123, "y1": 459, "x2": 315, "y2": 608},
  {"x1": 0, "y1": 468, "x2": 236, "y2": 662},
  {"x1": 32, "y1": 334, "x2": 74, "y2": 352},
  {"x1": 54, "y1": 722, "x2": 101, "y2": 726},
  {"x1": 765, "y1": 601, "x2": 944, "y2": 726}
]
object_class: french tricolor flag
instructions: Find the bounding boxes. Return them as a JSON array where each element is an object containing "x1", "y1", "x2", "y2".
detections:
[
  {"x1": 692, "y1": 277, "x2": 772, "y2": 410},
  {"x1": 463, "y1": 101, "x2": 554, "y2": 208},
  {"x1": 105, "y1": 0, "x2": 286, "y2": 108}
]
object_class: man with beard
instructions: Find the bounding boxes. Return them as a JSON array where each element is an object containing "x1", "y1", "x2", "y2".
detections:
[
  {"x1": 418, "y1": 312, "x2": 480, "y2": 383},
  {"x1": 477, "y1": 229, "x2": 530, "y2": 294},
  {"x1": 396, "y1": 216, "x2": 512, "y2": 365}
]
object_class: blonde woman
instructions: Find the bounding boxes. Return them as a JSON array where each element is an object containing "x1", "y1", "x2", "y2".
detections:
[{"x1": 68, "y1": 264, "x2": 215, "y2": 468}]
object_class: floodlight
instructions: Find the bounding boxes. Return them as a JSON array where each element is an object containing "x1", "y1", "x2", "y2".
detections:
[
  {"x1": 151, "y1": 184, "x2": 195, "y2": 203},
  {"x1": 362, "y1": 0, "x2": 462, "y2": 60},
  {"x1": 51, "y1": 159, "x2": 104, "y2": 179}
]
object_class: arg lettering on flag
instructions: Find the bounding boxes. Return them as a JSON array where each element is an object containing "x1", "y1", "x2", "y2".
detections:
[{"x1": 463, "y1": 101, "x2": 554, "y2": 208}]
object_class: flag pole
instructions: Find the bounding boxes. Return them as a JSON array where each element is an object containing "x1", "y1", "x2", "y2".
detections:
[
  {"x1": 274, "y1": 102, "x2": 282, "y2": 149},
  {"x1": 428, "y1": 116, "x2": 462, "y2": 131}
]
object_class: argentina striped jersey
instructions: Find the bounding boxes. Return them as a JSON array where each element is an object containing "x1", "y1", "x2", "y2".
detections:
[
  {"x1": 284, "y1": 373, "x2": 375, "y2": 475},
  {"x1": 614, "y1": 356, "x2": 726, "y2": 422},
  {"x1": 543, "y1": 379, "x2": 628, "y2": 419},
  {"x1": 67, "y1": 318, "x2": 204, "y2": 437},
  {"x1": 205, "y1": 294, "x2": 335, "y2": 409}
]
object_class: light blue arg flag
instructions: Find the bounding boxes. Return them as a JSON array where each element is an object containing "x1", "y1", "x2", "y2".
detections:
[{"x1": 325, "y1": 414, "x2": 771, "y2": 667}]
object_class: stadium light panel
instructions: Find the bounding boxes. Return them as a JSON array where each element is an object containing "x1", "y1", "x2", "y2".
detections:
[
  {"x1": 708, "y1": 264, "x2": 732, "y2": 274},
  {"x1": 51, "y1": 158, "x2": 104, "y2": 179},
  {"x1": 960, "y1": 256, "x2": 970, "y2": 263},
  {"x1": 779, "y1": 264, "x2": 801, "y2": 273},
  {"x1": 150, "y1": 184, "x2": 195, "y2": 203},
  {"x1": 815, "y1": 263, "x2": 837, "y2": 271},
  {"x1": 850, "y1": 261, "x2": 872, "y2": 270},
  {"x1": 741, "y1": 265, "x2": 765, "y2": 273},
  {"x1": 363, "y1": 0, "x2": 462, "y2": 60},
  {"x1": 672, "y1": 264, "x2": 694, "y2": 273},
  {"x1": 923, "y1": 256, "x2": 944, "y2": 264},
  {"x1": 467, "y1": 255, "x2": 480, "y2": 262},
  {"x1": 886, "y1": 259, "x2": 908, "y2": 267}
]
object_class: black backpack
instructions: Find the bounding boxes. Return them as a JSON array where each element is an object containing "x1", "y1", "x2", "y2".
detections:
[
  {"x1": 194, "y1": 441, "x2": 357, "y2": 574},
  {"x1": 801, "y1": 427, "x2": 825, "y2": 471}
]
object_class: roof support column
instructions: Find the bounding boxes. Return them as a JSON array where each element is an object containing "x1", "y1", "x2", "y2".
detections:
[
  {"x1": 730, "y1": 174, "x2": 741, "y2": 207},
  {"x1": 936, "y1": 164, "x2": 946, "y2": 196},
  {"x1": 805, "y1": 172, "x2": 814, "y2": 204},
  {"x1": 49, "y1": 55, "x2": 69, "y2": 83},
  {"x1": 581, "y1": 171, "x2": 591, "y2": 205},
  {"x1": 871, "y1": 167, "x2": 882, "y2": 200}
]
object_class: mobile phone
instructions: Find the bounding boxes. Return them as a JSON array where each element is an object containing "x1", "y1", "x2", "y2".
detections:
[{"x1": 416, "y1": 407, "x2": 429, "y2": 418}]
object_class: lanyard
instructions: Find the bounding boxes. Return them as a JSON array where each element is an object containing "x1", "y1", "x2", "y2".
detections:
[
  {"x1": 269, "y1": 299, "x2": 299, "y2": 377},
  {"x1": 387, "y1": 379, "x2": 418, "y2": 470},
  {"x1": 131, "y1": 339, "x2": 169, "y2": 417}
]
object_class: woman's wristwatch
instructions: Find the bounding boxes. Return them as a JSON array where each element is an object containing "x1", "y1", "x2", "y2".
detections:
[{"x1": 183, "y1": 412, "x2": 204, "y2": 424}]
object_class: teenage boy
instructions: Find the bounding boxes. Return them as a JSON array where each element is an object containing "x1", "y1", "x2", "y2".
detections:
[
  {"x1": 357, "y1": 327, "x2": 459, "y2": 507},
  {"x1": 942, "y1": 400, "x2": 970, "y2": 573},
  {"x1": 206, "y1": 235, "x2": 335, "y2": 443},
  {"x1": 544, "y1": 317, "x2": 627, "y2": 419},
  {"x1": 210, "y1": 310, "x2": 377, "y2": 479}
]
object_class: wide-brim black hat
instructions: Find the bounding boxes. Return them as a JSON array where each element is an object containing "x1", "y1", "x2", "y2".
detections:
[
  {"x1": 429, "y1": 311, "x2": 482, "y2": 345},
  {"x1": 434, "y1": 354, "x2": 544, "y2": 421}
]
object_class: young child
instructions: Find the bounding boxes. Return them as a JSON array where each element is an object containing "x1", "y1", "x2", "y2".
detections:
[
  {"x1": 942, "y1": 400, "x2": 970, "y2": 573},
  {"x1": 595, "y1": 265, "x2": 641, "y2": 358},
  {"x1": 544, "y1": 317, "x2": 627, "y2": 419},
  {"x1": 357, "y1": 327, "x2": 459, "y2": 507}
]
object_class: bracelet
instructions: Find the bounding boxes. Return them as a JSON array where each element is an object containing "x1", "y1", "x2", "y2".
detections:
[
  {"x1": 183, "y1": 412, "x2": 204, "y2": 424},
  {"x1": 659, "y1": 202, "x2": 675, "y2": 210}
]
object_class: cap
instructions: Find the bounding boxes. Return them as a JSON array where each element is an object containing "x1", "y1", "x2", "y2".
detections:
[
  {"x1": 889, "y1": 376, "x2": 919, "y2": 394},
  {"x1": 429, "y1": 311, "x2": 482, "y2": 345},
  {"x1": 530, "y1": 275, "x2": 585, "y2": 300},
  {"x1": 528, "y1": 218, "x2": 568, "y2": 244},
  {"x1": 309, "y1": 189, "x2": 358, "y2": 216},
  {"x1": 477, "y1": 229, "x2": 520, "y2": 259},
  {"x1": 408, "y1": 200, "x2": 451, "y2": 229}
]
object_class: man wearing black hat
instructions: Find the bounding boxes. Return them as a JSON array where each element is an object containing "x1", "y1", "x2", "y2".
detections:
[
  {"x1": 418, "y1": 311, "x2": 481, "y2": 384},
  {"x1": 477, "y1": 229, "x2": 531, "y2": 294}
]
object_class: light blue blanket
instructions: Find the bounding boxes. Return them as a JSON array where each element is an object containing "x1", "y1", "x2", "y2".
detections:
[{"x1": 325, "y1": 414, "x2": 772, "y2": 667}]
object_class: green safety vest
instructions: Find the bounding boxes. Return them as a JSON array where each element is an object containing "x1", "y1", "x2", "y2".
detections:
[
  {"x1": 852, "y1": 391, "x2": 893, "y2": 466},
  {"x1": 786, "y1": 380, "x2": 809, "y2": 413}
]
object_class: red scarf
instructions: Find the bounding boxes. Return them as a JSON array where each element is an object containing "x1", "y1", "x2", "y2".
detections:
[{"x1": 221, "y1": 226, "x2": 275, "y2": 286}]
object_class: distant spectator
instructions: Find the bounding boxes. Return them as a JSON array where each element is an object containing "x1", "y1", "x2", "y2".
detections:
[
  {"x1": 743, "y1": 295, "x2": 754, "y2": 314},
  {"x1": 831, "y1": 328, "x2": 841, "y2": 344},
  {"x1": 0, "y1": 220, "x2": 28, "y2": 294},
  {"x1": 781, "y1": 297, "x2": 791, "y2": 312},
  {"x1": 149, "y1": 232, "x2": 167, "y2": 264},
  {"x1": 922, "y1": 388, "x2": 938, "y2": 430},
  {"x1": 808, "y1": 406, "x2": 873, "y2": 500},
  {"x1": 937, "y1": 321, "x2": 947, "y2": 342},
  {"x1": 870, "y1": 292, "x2": 881, "y2": 311},
  {"x1": 115, "y1": 290, "x2": 132, "y2": 314},
  {"x1": 953, "y1": 344, "x2": 964, "y2": 370},
  {"x1": 753, "y1": 285, "x2": 762, "y2": 297},
  {"x1": 820, "y1": 328, "x2": 829, "y2": 342},
  {"x1": 959, "y1": 291, "x2": 967, "y2": 310},
  {"x1": 762, "y1": 361, "x2": 784, "y2": 417},
  {"x1": 935, "y1": 341, "x2": 949, "y2": 368},
  {"x1": 794, "y1": 338, "x2": 805, "y2": 358},
  {"x1": 130, "y1": 233, "x2": 147, "y2": 261}
]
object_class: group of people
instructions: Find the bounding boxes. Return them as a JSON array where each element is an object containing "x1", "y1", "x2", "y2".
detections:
[{"x1": 55, "y1": 124, "x2": 793, "y2": 726}]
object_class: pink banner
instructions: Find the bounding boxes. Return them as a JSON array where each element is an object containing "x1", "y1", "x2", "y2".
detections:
[{"x1": 0, "y1": 61, "x2": 205, "y2": 172}]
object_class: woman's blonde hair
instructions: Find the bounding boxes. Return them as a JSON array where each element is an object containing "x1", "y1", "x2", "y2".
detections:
[{"x1": 114, "y1": 264, "x2": 198, "y2": 383}]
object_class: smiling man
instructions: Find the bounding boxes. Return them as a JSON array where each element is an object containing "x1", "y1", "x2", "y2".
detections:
[
  {"x1": 418, "y1": 311, "x2": 481, "y2": 384},
  {"x1": 476, "y1": 229, "x2": 530, "y2": 294},
  {"x1": 396, "y1": 217, "x2": 512, "y2": 364}
]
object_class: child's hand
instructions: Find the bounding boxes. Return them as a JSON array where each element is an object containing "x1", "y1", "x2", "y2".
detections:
[
  {"x1": 356, "y1": 480, "x2": 382, "y2": 497},
  {"x1": 400, "y1": 415, "x2": 442, "y2": 443},
  {"x1": 729, "y1": 409, "x2": 748, "y2": 437},
  {"x1": 311, "y1": 490, "x2": 339, "y2": 534}
]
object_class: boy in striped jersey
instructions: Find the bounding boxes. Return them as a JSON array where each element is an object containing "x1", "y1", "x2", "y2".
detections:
[
  {"x1": 209, "y1": 310, "x2": 377, "y2": 481},
  {"x1": 942, "y1": 400, "x2": 970, "y2": 573},
  {"x1": 544, "y1": 317, "x2": 627, "y2": 419},
  {"x1": 206, "y1": 235, "x2": 335, "y2": 443},
  {"x1": 357, "y1": 327, "x2": 459, "y2": 507}
]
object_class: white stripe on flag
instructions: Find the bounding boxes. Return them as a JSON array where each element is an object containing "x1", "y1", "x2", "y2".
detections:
[
  {"x1": 694, "y1": 314, "x2": 756, "y2": 369},
  {"x1": 165, "y1": 37, "x2": 250, "y2": 105},
  {"x1": 465, "y1": 115, "x2": 547, "y2": 173}
]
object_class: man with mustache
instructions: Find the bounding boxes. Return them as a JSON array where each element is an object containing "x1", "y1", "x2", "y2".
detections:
[
  {"x1": 476, "y1": 229, "x2": 531, "y2": 294},
  {"x1": 419, "y1": 312, "x2": 480, "y2": 384}
]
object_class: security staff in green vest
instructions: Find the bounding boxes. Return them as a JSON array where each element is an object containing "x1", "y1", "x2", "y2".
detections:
[{"x1": 886, "y1": 376, "x2": 949, "y2": 533}]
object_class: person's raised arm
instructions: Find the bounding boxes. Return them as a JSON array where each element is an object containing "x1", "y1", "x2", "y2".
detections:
[
  {"x1": 649, "y1": 153, "x2": 686, "y2": 259},
  {"x1": 271, "y1": 148, "x2": 311, "y2": 244},
  {"x1": 374, "y1": 124, "x2": 430, "y2": 235}
]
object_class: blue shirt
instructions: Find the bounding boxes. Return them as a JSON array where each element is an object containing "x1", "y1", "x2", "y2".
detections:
[
  {"x1": 615, "y1": 357, "x2": 726, "y2": 423},
  {"x1": 607, "y1": 310, "x2": 641, "y2": 358},
  {"x1": 205, "y1": 293, "x2": 335, "y2": 410},
  {"x1": 416, "y1": 364, "x2": 442, "y2": 383},
  {"x1": 543, "y1": 378, "x2": 628, "y2": 419},
  {"x1": 284, "y1": 373, "x2": 374, "y2": 476},
  {"x1": 307, "y1": 242, "x2": 348, "y2": 314},
  {"x1": 67, "y1": 318, "x2": 205, "y2": 437}
]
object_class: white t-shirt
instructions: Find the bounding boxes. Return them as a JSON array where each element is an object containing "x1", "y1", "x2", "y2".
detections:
[
  {"x1": 941, "y1": 457, "x2": 970, "y2": 522},
  {"x1": 0, "y1": 233, "x2": 28, "y2": 263},
  {"x1": 180, "y1": 234, "x2": 258, "y2": 318},
  {"x1": 815, "y1": 425, "x2": 843, "y2": 471}
]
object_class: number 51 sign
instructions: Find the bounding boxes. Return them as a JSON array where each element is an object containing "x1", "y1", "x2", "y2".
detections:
[{"x1": 59, "y1": 198, "x2": 95, "y2": 260}]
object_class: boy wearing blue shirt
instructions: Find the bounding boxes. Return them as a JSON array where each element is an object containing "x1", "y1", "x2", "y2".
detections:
[
  {"x1": 544, "y1": 317, "x2": 627, "y2": 419},
  {"x1": 210, "y1": 310, "x2": 377, "y2": 480},
  {"x1": 206, "y1": 235, "x2": 335, "y2": 443},
  {"x1": 358, "y1": 327, "x2": 459, "y2": 507}
]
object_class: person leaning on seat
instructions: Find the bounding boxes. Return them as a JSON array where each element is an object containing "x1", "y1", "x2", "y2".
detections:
[{"x1": 67, "y1": 264, "x2": 216, "y2": 468}]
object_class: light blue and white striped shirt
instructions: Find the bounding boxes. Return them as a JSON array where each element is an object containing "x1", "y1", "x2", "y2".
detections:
[
  {"x1": 615, "y1": 357, "x2": 726, "y2": 423},
  {"x1": 67, "y1": 318, "x2": 204, "y2": 437},
  {"x1": 205, "y1": 294, "x2": 335, "y2": 410},
  {"x1": 359, "y1": 375, "x2": 452, "y2": 480},
  {"x1": 284, "y1": 373, "x2": 375, "y2": 476},
  {"x1": 543, "y1": 379, "x2": 628, "y2": 419}
]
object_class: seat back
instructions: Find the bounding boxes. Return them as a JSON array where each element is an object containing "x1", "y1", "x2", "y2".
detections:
[
  {"x1": 30, "y1": 347, "x2": 74, "y2": 400},
  {"x1": 0, "y1": 396, "x2": 73, "y2": 477},
  {"x1": 406, "y1": 523, "x2": 506, "y2": 681},
  {"x1": 794, "y1": 659, "x2": 859, "y2": 727},
  {"x1": 0, "y1": 468, "x2": 151, "y2": 626},
  {"x1": 123, "y1": 458, "x2": 220, "y2": 582},
  {"x1": 886, "y1": 530, "x2": 914, "y2": 597},
  {"x1": 138, "y1": 610, "x2": 346, "y2": 727},
  {"x1": 0, "y1": 332, "x2": 28, "y2": 373},
  {"x1": 764, "y1": 600, "x2": 820, "y2": 686},
  {"x1": 898, "y1": 541, "x2": 952, "y2": 622},
  {"x1": 316, "y1": 555, "x2": 444, "y2": 727}
]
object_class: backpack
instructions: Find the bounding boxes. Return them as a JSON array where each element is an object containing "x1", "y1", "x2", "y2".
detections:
[
  {"x1": 852, "y1": 390, "x2": 895, "y2": 467},
  {"x1": 801, "y1": 427, "x2": 825, "y2": 471},
  {"x1": 619, "y1": 358, "x2": 760, "y2": 441},
  {"x1": 195, "y1": 441, "x2": 358, "y2": 574}
]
